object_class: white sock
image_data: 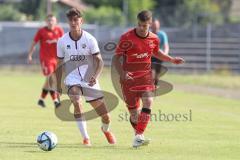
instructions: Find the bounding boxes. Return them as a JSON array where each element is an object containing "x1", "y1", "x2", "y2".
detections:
[
  {"x1": 76, "y1": 119, "x2": 90, "y2": 139},
  {"x1": 102, "y1": 123, "x2": 110, "y2": 132}
]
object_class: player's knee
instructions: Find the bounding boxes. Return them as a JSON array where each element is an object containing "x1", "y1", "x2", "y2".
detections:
[
  {"x1": 142, "y1": 97, "x2": 153, "y2": 107},
  {"x1": 101, "y1": 113, "x2": 110, "y2": 124}
]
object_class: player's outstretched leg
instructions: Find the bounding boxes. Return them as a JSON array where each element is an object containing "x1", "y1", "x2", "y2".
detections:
[
  {"x1": 133, "y1": 96, "x2": 153, "y2": 148},
  {"x1": 90, "y1": 99, "x2": 116, "y2": 145},
  {"x1": 69, "y1": 86, "x2": 91, "y2": 147}
]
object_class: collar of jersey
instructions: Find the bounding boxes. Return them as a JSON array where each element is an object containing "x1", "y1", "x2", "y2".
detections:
[
  {"x1": 69, "y1": 30, "x2": 83, "y2": 41},
  {"x1": 134, "y1": 28, "x2": 149, "y2": 39}
]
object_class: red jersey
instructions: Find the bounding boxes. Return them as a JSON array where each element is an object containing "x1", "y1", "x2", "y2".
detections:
[
  {"x1": 116, "y1": 29, "x2": 160, "y2": 92},
  {"x1": 116, "y1": 28, "x2": 159, "y2": 73},
  {"x1": 34, "y1": 26, "x2": 64, "y2": 61}
]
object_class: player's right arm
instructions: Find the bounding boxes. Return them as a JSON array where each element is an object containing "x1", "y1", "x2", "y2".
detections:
[
  {"x1": 114, "y1": 36, "x2": 133, "y2": 81},
  {"x1": 113, "y1": 55, "x2": 133, "y2": 81},
  {"x1": 113, "y1": 54, "x2": 124, "y2": 78},
  {"x1": 27, "y1": 29, "x2": 41, "y2": 64}
]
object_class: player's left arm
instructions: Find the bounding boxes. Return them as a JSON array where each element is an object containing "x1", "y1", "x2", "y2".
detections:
[
  {"x1": 154, "y1": 49, "x2": 185, "y2": 64},
  {"x1": 88, "y1": 36, "x2": 103, "y2": 86},
  {"x1": 153, "y1": 37, "x2": 184, "y2": 64},
  {"x1": 89, "y1": 53, "x2": 103, "y2": 86},
  {"x1": 93, "y1": 53, "x2": 104, "y2": 79}
]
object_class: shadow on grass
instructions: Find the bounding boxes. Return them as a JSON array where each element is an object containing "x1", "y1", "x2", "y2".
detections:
[
  {"x1": 57, "y1": 143, "x2": 140, "y2": 150},
  {"x1": 0, "y1": 141, "x2": 36, "y2": 148},
  {"x1": 0, "y1": 141, "x2": 142, "y2": 151},
  {"x1": 0, "y1": 141, "x2": 46, "y2": 153}
]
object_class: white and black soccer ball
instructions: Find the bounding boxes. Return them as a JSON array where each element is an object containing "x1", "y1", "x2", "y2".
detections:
[{"x1": 37, "y1": 131, "x2": 58, "y2": 151}]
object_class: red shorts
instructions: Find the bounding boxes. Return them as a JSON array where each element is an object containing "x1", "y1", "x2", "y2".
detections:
[
  {"x1": 120, "y1": 71, "x2": 155, "y2": 110},
  {"x1": 40, "y1": 59, "x2": 57, "y2": 76}
]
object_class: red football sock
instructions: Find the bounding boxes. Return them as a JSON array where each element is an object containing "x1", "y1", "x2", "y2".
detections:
[
  {"x1": 40, "y1": 89, "x2": 48, "y2": 99},
  {"x1": 50, "y1": 90, "x2": 58, "y2": 101},
  {"x1": 136, "y1": 108, "x2": 151, "y2": 135}
]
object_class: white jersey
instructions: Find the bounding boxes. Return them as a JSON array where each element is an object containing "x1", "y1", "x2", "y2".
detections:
[
  {"x1": 57, "y1": 30, "x2": 103, "y2": 102},
  {"x1": 57, "y1": 30, "x2": 100, "y2": 61},
  {"x1": 57, "y1": 30, "x2": 100, "y2": 85}
]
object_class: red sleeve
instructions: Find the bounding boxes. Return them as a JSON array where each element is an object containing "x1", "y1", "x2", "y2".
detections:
[
  {"x1": 153, "y1": 38, "x2": 160, "y2": 56},
  {"x1": 115, "y1": 35, "x2": 125, "y2": 55},
  {"x1": 115, "y1": 35, "x2": 133, "y2": 55},
  {"x1": 33, "y1": 29, "x2": 42, "y2": 43}
]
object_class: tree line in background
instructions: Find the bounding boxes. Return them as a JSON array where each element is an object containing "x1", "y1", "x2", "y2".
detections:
[{"x1": 0, "y1": 0, "x2": 237, "y2": 27}]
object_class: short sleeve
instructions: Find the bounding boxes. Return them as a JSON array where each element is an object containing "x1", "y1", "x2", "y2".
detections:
[
  {"x1": 89, "y1": 37, "x2": 100, "y2": 55},
  {"x1": 33, "y1": 29, "x2": 41, "y2": 43},
  {"x1": 57, "y1": 38, "x2": 64, "y2": 59},
  {"x1": 115, "y1": 35, "x2": 131, "y2": 55}
]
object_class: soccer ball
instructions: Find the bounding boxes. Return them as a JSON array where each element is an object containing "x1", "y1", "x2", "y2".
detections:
[{"x1": 37, "y1": 131, "x2": 58, "y2": 151}]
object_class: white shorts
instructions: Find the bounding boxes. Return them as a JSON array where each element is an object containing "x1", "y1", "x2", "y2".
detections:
[{"x1": 64, "y1": 73, "x2": 104, "y2": 102}]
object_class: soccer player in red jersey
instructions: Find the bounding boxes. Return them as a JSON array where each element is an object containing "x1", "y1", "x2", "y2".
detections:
[
  {"x1": 114, "y1": 10, "x2": 184, "y2": 148},
  {"x1": 27, "y1": 14, "x2": 64, "y2": 108}
]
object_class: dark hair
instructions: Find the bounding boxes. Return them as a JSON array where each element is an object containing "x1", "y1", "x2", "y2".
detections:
[
  {"x1": 137, "y1": 10, "x2": 152, "y2": 22},
  {"x1": 46, "y1": 14, "x2": 55, "y2": 19},
  {"x1": 66, "y1": 8, "x2": 82, "y2": 18}
]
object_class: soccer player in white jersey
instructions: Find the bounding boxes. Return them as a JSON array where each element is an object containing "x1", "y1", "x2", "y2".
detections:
[{"x1": 56, "y1": 8, "x2": 116, "y2": 146}]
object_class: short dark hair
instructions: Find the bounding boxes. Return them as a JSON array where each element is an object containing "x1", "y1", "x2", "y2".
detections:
[
  {"x1": 137, "y1": 10, "x2": 152, "y2": 22},
  {"x1": 46, "y1": 14, "x2": 55, "y2": 19},
  {"x1": 66, "y1": 8, "x2": 82, "y2": 19}
]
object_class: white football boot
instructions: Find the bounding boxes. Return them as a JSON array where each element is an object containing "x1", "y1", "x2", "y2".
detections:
[{"x1": 132, "y1": 134, "x2": 150, "y2": 148}]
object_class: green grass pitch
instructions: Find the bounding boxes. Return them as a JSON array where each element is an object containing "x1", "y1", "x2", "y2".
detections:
[{"x1": 0, "y1": 68, "x2": 239, "y2": 160}]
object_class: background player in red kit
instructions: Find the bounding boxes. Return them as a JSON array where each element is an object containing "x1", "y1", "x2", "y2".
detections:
[
  {"x1": 27, "y1": 14, "x2": 64, "y2": 108},
  {"x1": 114, "y1": 10, "x2": 185, "y2": 148}
]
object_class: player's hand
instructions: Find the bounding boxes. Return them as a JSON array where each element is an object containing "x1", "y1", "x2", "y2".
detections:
[
  {"x1": 121, "y1": 72, "x2": 134, "y2": 81},
  {"x1": 88, "y1": 76, "x2": 96, "y2": 86},
  {"x1": 27, "y1": 55, "x2": 33, "y2": 64},
  {"x1": 171, "y1": 57, "x2": 185, "y2": 64}
]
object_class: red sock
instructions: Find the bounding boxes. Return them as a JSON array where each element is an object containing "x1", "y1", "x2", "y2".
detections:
[
  {"x1": 50, "y1": 90, "x2": 58, "y2": 101},
  {"x1": 136, "y1": 108, "x2": 151, "y2": 135},
  {"x1": 41, "y1": 89, "x2": 48, "y2": 99}
]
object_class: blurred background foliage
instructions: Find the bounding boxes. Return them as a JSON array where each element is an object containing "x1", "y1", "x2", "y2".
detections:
[{"x1": 0, "y1": 0, "x2": 237, "y2": 27}]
